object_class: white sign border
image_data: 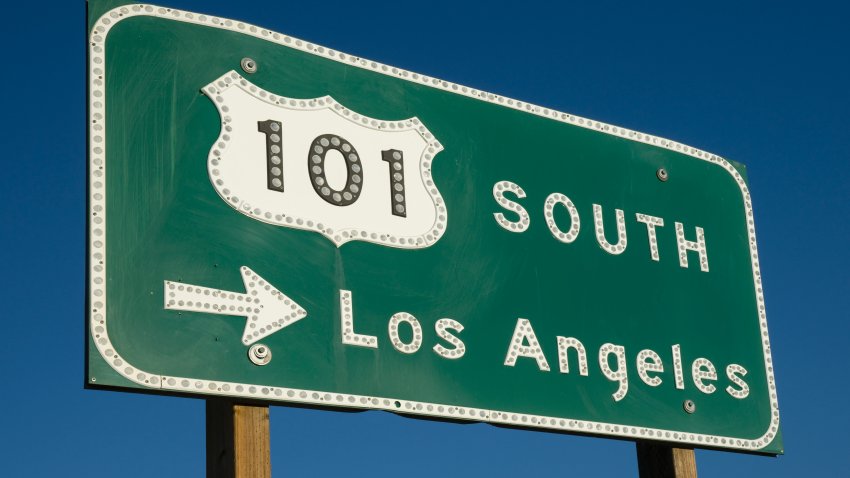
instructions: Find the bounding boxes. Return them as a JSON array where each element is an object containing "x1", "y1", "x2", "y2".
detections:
[{"x1": 87, "y1": 3, "x2": 779, "y2": 452}]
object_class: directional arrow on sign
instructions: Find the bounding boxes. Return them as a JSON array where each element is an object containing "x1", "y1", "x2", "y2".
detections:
[{"x1": 164, "y1": 266, "x2": 307, "y2": 346}]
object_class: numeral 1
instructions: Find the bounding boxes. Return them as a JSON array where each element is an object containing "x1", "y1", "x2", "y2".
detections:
[
  {"x1": 382, "y1": 149, "x2": 407, "y2": 217},
  {"x1": 257, "y1": 120, "x2": 284, "y2": 191}
]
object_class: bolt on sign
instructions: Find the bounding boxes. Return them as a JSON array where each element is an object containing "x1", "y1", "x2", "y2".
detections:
[{"x1": 87, "y1": 0, "x2": 781, "y2": 454}]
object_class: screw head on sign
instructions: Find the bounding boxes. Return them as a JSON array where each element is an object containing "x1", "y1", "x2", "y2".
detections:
[
  {"x1": 248, "y1": 343, "x2": 271, "y2": 366},
  {"x1": 241, "y1": 58, "x2": 258, "y2": 74},
  {"x1": 683, "y1": 399, "x2": 696, "y2": 414},
  {"x1": 656, "y1": 168, "x2": 668, "y2": 182}
]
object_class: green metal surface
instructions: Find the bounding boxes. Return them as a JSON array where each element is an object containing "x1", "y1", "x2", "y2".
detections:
[{"x1": 87, "y1": 0, "x2": 780, "y2": 454}]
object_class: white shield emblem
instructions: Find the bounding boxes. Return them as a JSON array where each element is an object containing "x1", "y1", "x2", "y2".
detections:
[{"x1": 202, "y1": 71, "x2": 447, "y2": 248}]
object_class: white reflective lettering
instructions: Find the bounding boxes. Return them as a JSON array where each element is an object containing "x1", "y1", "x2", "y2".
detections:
[
  {"x1": 593, "y1": 204, "x2": 627, "y2": 255},
  {"x1": 636, "y1": 349, "x2": 664, "y2": 386},
  {"x1": 675, "y1": 222, "x2": 709, "y2": 272},
  {"x1": 557, "y1": 336, "x2": 588, "y2": 375},
  {"x1": 433, "y1": 318, "x2": 466, "y2": 360},
  {"x1": 504, "y1": 318, "x2": 550, "y2": 371},
  {"x1": 692, "y1": 358, "x2": 718, "y2": 394},
  {"x1": 493, "y1": 181, "x2": 530, "y2": 233},
  {"x1": 672, "y1": 344, "x2": 685, "y2": 390},
  {"x1": 339, "y1": 289, "x2": 377, "y2": 348},
  {"x1": 544, "y1": 193, "x2": 580, "y2": 243},
  {"x1": 635, "y1": 213, "x2": 664, "y2": 261},
  {"x1": 599, "y1": 343, "x2": 628, "y2": 401},
  {"x1": 388, "y1": 312, "x2": 423, "y2": 354},
  {"x1": 726, "y1": 364, "x2": 750, "y2": 399}
]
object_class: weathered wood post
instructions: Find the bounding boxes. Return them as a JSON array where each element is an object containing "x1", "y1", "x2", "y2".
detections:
[
  {"x1": 207, "y1": 400, "x2": 271, "y2": 478},
  {"x1": 636, "y1": 442, "x2": 697, "y2": 478}
]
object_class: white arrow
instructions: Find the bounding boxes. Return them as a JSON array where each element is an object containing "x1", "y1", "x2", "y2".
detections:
[{"x1": 164, "y1": 266, "x2": 307, "y2": 346}]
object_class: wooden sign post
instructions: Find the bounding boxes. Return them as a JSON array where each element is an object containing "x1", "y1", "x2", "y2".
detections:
[
  {"x1": 637, "y1": 443, "x2": 697, "y2": 478},
  {"x1": 207, "y1": 400, "x2": 271, "y2": 478}
]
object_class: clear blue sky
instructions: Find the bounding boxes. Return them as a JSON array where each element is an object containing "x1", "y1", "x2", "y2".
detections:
[{"x1": 1, "y1": 0, "x2": 848, "y2": 476}]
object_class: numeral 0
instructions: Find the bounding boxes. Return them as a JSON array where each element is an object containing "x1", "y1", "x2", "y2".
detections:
[{"x1": 258, "y1": 121, "x2": 407, "y2": 217}]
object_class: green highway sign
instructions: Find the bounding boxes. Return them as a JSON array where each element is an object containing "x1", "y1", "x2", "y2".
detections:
[{"x1": 87, "y1": 1, "x2": 781, "y2": 454}]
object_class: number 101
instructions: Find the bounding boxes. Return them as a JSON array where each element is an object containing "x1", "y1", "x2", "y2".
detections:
[{"x1": 258, "y1": 120, "x2": 408, "y2": 217}]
